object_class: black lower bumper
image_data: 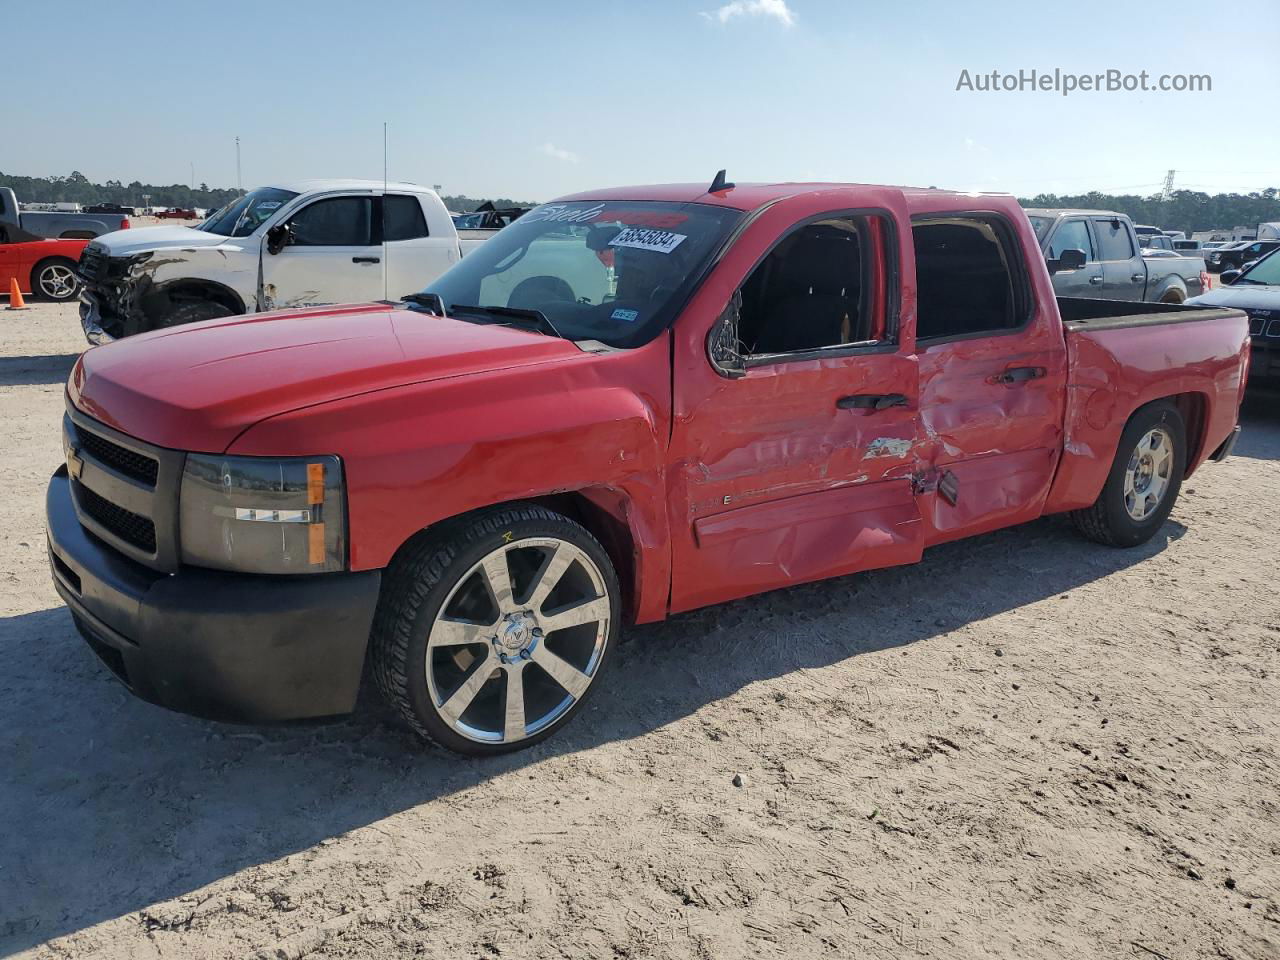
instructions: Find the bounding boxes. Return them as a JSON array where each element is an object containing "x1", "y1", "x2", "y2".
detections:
[{"x1": 46, "y1": 468, "x2": 382, "y2": 723}]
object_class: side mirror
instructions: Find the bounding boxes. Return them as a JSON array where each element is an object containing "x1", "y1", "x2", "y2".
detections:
[
  {"x1": 707, "y1": 291, "x2": 746, "y2": 379},
  {"x1": 1220, "y1": 268, "x2": 1241, "y2": 285},
  {"x1": 265, "y1": 223, "x2": 292, "y2": 256},
  {"x1": 1047, "y1": 247, "x2": 1087, "y2": 275}
]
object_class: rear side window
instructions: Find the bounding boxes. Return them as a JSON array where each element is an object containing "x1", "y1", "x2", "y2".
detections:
[
  {"x1": 1049, "y1": 219, "x2": 1094, "y2": 260},
  {"x1": 912, "y1": 215, "x2": 1028, "y2": 341},
  {"x1": 288, "y1": 197, "x2": 373, "y2": 246},
  {"x1": 1093, "y1": 219, "x2": 1135, "y2": 260},
  {"x1": 383, "y1": 195, "x2": 429, "y2": 241},
  {"x1": 735, "y1": 215, "x2": 888, "y2": 358}
]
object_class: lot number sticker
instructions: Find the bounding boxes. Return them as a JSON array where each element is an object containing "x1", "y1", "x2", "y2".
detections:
[{"x1": 609, "y1": 228, "x2": 687, "y2": 254}]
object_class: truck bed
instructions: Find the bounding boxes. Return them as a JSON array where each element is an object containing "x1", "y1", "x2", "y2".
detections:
[
  {"x1": 1057, "y1": 296, "x2": 1240, "y2": 331},
  {"x1": 1046, "y1": 296, "x2": 1249, "y2": 515}
]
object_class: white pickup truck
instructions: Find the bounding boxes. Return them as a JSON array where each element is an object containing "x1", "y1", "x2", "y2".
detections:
[{"x1": 77, "y1": 180, "x2": 491, "y2": 343}]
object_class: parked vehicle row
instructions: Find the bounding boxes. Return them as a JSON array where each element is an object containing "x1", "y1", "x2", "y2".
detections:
[
  {"x1": 77, "y1": 180, "x2": 488, "y2": 342},
  {"x1": 1208, "y1": 239, "x2": 1280, "y2": 273},
  {"x1": 47, "y1": 177, "x2": 1248, "y2": 754}
]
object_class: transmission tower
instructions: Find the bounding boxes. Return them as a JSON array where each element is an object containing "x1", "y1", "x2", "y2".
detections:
[{"x1": 1161, "y1": 169, "x2": 1176, "y2": 201}]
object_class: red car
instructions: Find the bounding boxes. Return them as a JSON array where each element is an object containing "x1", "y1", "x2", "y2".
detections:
[
  {"x1": 46, "y1": 179, "x2": 1249, "y2": 755},
  {"x1": 0, "y1": 224, "x2": 88, "y2": 301},
  {"x1": 153, "y1": 208, "x2": 198, "y2": 220}
]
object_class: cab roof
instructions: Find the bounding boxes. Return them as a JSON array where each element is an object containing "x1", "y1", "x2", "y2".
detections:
[
  {"x1": 268, "y1": 178, "x2": 433, "y2": 195},
  {"x1": 557, "y1": 182, "x2": 1021, "y2": 216}
]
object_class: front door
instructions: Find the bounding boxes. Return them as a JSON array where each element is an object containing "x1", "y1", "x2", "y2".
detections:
[
  {"x1": 911, "y1": 213, "x2": 1067, "y2": 544},
  {"x1": 669, "y1": 206, "x2": 923, "y2": 613},
  {"x1": 261, "y1": 194, "x2": 384, "y2": 309},
  {"x1": 1045, "y1": 216, "x2": 1103, "y2": 297},
  {"x1": 1093, "y1": 216, "x2": 1145, "y2": 300}
]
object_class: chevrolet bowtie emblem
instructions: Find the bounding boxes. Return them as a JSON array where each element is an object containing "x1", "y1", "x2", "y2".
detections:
[{"x1": 66, "y1": 445, "x2": 84, "y2": 479}]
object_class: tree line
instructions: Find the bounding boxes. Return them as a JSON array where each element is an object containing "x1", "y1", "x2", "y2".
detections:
[
  {"x1": 0, "y1": 171, "x2": 537, "y2": 214},
  {"x1": 4, "y1": 170, "x2": 1277, "y2": 233},
  {"x1": 1017, "y1": 188, "x2": 1280, "y2": 236}
]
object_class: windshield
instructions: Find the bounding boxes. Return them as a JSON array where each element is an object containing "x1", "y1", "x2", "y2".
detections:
[
  {"x1": 1237, "y1": 250, "x2": 1280, "y2": 285},
  {"x1": 452, "y1": 213, "x2": 483, "y2": 229},
  {"x1": 197, "y1": 187, "x2": 299, "y2": 237},
  {"x1": 417, "y1": 200, "x2": 742, "y2": 348}
]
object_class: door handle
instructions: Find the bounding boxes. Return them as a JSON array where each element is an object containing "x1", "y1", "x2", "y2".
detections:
[
  {"x1": 837, "y1": 393, "x2": 908, "y2": 411},
  {"x1": 1089, "y1": 275, "x2": 1103, "y2": 284},
  {"x1": 352, "y1": 256, "x2": 381, "y2": 264},
  {"x1": 1131, "y1": 273, "x2": 1145, "y2": 282},
  {"x1": 993, "y1": 366, "x2": 1046, "y2": 384}
]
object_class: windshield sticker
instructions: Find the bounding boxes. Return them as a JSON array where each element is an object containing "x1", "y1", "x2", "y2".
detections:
[
  {"x1": 610, "y1": 308, "x2": 640, "y2": 323},
  {"x1": 256, "y1": 201, "x2": 283, "y2": 211},
  {"x1": 608, "y1": 228, "x2": 687, "y2": 254},
  {"x1": 522, "y1": 202, "x2": 605, "y2": 224}
]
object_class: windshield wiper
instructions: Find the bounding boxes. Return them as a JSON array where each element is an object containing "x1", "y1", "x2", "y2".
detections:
[
  {"x1": 401, "y1": 292, "x2": 449, "y2": 316},
  {"x1": 448, "y1": 303, "x2": 566, "y2": 339}
]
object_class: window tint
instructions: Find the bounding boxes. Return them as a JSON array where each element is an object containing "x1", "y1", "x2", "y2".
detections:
[
  {"x1": 383, "y1": 195, "x2": 429, "y2": 241},
  {"x1": 1093, "y1": 219, "x2": 1135, "y2": 260},
  {"x1": 913, "y1": 217, "x2": 1025, "y2": 341},
  {"x1": 736, "y1": 217, "x2": 880, "y2": 356},
  {"x1": 288, "y1": 197, "x2": 373, "y2": 246},
  {"x1": 1049, "y1": 219, "x2": 1093, "y2": 260}
]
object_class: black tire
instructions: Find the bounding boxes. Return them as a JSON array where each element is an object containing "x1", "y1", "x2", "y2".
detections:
[
  {"x1": 370, "y1": 505, "x2": 621, "y2": 756},
  {"x1": 151, "y1": 299, "x2": 234, "y2": 330},
  {"x1": 1071, "y1": 400, "x2": 1186, "y2": 547},
  {"x1": 30, "y1": 257, "x2": 82, "y2": 302}
]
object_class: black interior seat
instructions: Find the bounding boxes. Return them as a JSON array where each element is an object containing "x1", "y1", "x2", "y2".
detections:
[{"x1": 741, "y1": 225, "x2": 862, "y2": 353}]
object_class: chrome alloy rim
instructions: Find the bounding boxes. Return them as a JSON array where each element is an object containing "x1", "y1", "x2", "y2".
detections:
[
  {"x1": 38, "y1": 263, "x2": 78, "y2": 300},
  {"x1": 425, "y1": 537, "x2": 610, "y2": 744},
  {"x1": 1124, "y1": 426, "x2": 1174, "y2": 521}
]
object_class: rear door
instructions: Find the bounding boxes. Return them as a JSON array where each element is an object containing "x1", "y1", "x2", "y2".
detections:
[
  {"x1": 1045, "y1": 216, "x2": 1103, "y2": 297},
  {"x1": 1093, "y1": 217, "x2": 1146, "y2": 300},
  {"x1": 912, "y1": 212, "x2": 1067, "y2": 543},
  {"x1": 669, "y1": 200, "x2": 924, "y2": 613},
  {"x1": 381, "y1": 194, "x2": 461, "y2": 301},
  {"x1": 261, "y1": 194, "x2": 384, "y2": 309}
]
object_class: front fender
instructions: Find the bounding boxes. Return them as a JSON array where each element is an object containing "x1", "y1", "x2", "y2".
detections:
[{"x1": 227, "y1": 337, "x2": 675, "y2": 623}]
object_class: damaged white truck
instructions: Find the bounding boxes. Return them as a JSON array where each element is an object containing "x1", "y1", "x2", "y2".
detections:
[{"x1": 78, "y1": 180, "x2": 489, "y2": 343}]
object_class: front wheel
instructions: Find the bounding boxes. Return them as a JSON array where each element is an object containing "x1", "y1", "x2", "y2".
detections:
[
  {"x1": 151, "y1": 299, "x2": 234, "y2": 330},
  {"x1": 371, "y1": 505, "x2": 620, "y2": 755},
  {"x1": 1071, "y1": 400, "x2": 1186, "y2": 547}
]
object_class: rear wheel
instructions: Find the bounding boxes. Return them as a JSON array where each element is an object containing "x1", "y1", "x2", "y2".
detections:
[
  {"x1": 31, "y1": 258, "x2": 81, "y2": 301},
  {"x1": 371, "y1": 505, "x2": 620, "y2": 755},
  {"x1": 1071, "y1": 400, "x2": 1186, "y2": 547}
]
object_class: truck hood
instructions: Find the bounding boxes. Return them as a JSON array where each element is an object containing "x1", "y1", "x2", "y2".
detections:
[
  {"x1": 69, "y1": 303, "x2": 583, "y2": 452},
  {"x1": 89, "y1": 225, "x2": 234, "y2": 257},
  {"x1": 1187, "y1": 284, "x2": 1280, "y2": 311}
]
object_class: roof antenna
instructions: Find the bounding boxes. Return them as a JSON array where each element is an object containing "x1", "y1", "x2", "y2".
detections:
[{"x1": 708, "y1": 169, "x2": 734, "y2": 193}]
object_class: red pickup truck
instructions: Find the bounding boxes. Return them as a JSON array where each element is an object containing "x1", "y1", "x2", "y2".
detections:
[{"x1": 47, "y1": 180, "x2": 1249, "y2": 755}]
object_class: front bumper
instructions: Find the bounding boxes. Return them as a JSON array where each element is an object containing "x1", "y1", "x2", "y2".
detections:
[
  {"x1": 46, "y1": 467, "x2": 382, "y2": 722},
  {"x1": 79, "y1": 293, "x2": 114, "y2": 345}
]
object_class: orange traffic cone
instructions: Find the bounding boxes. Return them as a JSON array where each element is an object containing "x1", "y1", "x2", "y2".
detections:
[{"x1": 6, "y1": 277, "x2": 28, "y2": 310}]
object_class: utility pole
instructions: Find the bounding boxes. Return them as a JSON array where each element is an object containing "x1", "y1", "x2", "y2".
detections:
[
  {"x1": 1161, "y1": 169, "x2": 1176, "y2": 201},
  {"x1": 190, "y1": 161, "x2": 194, "y2": 190},
  {"x1": 235, "y1": 137, "x2": 243, "y2": 195}
]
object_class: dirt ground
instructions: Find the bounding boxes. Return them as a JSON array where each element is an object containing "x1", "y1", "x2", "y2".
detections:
[{"x1": 2, "y1": 299, "x2": 1277, "y2": 960}]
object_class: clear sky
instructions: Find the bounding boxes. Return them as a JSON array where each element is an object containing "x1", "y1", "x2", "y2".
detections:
[{"x1": 5, "y1": 0, "x2": 1275, "y2": 201}]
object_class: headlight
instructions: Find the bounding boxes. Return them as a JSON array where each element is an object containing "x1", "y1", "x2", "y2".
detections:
[{"x1": 180, "y1": 453, "x2": 346, "y2": 574}]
